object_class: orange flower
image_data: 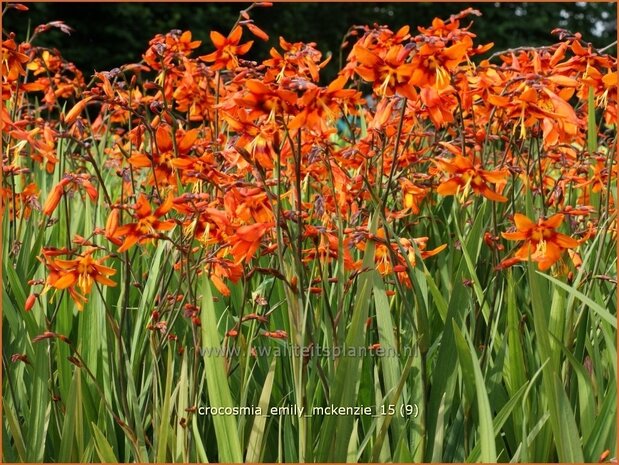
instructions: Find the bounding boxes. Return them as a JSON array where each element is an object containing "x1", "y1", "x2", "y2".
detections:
[
  {"x1": 419, "y1": 85, "x2": 456, "y2": 126},
  {"x1": 399, "y1": 178, "x2": 427, "y2": 214},
  {"x1": 144, "y1": 30, "x2": 202, "y2": 70},
  {"x1": 434, "y1": 144, "x2": 508, "y2": 202},
  {"x1": 228, "y1": 222, "x2": 273, "y2": 263},
  {"x1": 224, "y1": 187, "x2": 273, "y2": 224},
  {"x1": 42, "y1": 248, "x2": 116, "y2": 311},
  {"x1": 9, "y1": 124, "x2": 60, "y2": 173},
  {"x1": 410, "y1": 37, "x2": 473, "y2": 89},
  {"x1": 263, "y1": 330, "x2": 287, "y2": 339},
  {"x1": 229, "y1": 79, "x2": 297, "y2": 119},
  {"x1": 208, "y1": 253, "x2": 244, "y2": 297},
  {"x1": 500, "y1": 213, "x2": 579, "y2": 270},
  {"x1": 263, "y1": 37, "x2": 330, "y2": 83},
  {"x1": 351, "y1": 43, "x2": 416, "y2": 99},
  {"x1": 287, "y1": 74, "x2": 362, "y2": 131},
  {"x1": 1, "y1": 181, "x2": 38, "y2": 219},
  {"x1": 199, "y1": 26, "x2": 253, "y2": 70},
  {"x1": 358, "y1": 228, "x2": 446, "y2": 283},
  {"x1": 302, "y1": 226, "x2": 356, "y2": 270},
  {"x1": 2, "y1": 36, "x2": 30, "y2": 82},
  {"x1": 129, "y1": 124, "x2": 201, "y2": 187},
  {"x1": 63, "y1": 96, "x2": 94, "y2": 125},
  {"x1": 111, "y1": 194, "x2": 175, "y2": 252}
]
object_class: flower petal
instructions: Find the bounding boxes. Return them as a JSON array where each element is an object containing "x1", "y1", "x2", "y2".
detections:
[
  {"x1": 210, "y1": 30, "x2": 227, "y2": 49},
  {"x1": 53, "y1": 272, "x2": 78, "y2": 290},
  {"x1": 513, "y1": 213, "x2": 534, "y2": 232}
]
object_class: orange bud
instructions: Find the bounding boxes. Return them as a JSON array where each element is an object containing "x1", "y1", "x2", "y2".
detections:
[
  {"x1": 568, "y1": 249, "x2": 583, "y2": 268},
  {"x1": 105, "y1": 209, "x2": 119, "y2": 237},
  {"x1": 495, "y1": 257, "x2": 522, "y2": 270},
  {"x1": 42, "y1": 184, "x2": 64, "y2": 216},
  {"x1": 599, "y1": 450, "x2": 610, "y2": 462},
  {"x1": 25, "y1": 293, "x2": 37, "y2": 312},
  {"x1": 63, "y1": 97, "x2": 93, "y2": 125},
  {"x1": 95, "y1": 72, "x2": 114, "y2": 99},
  {"x1": 264, "y1": 330, "x2": 287, "y2": 339},
  {"x1": 211, "y1": 274, "x2": 230, "y2": 297},
  {"x1": 83, "y1": 181, "x2": 98, "y2": 201},
  {"x1": 483, "y1": 232, "x2": 494, "y2": 248},
  {"x1": 246, "y1": 23, "x2": 269, "y2": 41}
]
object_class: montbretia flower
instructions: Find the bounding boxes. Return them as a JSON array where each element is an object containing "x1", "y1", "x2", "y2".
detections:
[
  {"x1": 434, "y1": 147, "x2": 508, "y2": 202},
  {"x1": 228, "y1": 222, "x2": 273, "y2": 264},
  {"x1": 2, "y1": 36, "x2": 30, "y2": 82},
  {"x1": 206, "y1": 252, "x2": 244, "y2": 297},
  {"x1": 419, "y1": 85, "x2": 457, "y2": 126},
  {"x1": 129, "y1": 124, "x2": 201, "y2": 187},
  {"x1": 410, "y1": 37, "x2": 472, "y2": 89},
  {"x1": 263, "y1": 330, "x2": 287, "y2": 339},
  {"x1": 41, "y1": 248, "x2": 116, "y2": 311},
  {"x1": 224, "y1": 187, "x2": 273, "y2": 224},
  {"x1": 287, "y1": 75, "x2": 363, "y2": 131},
  {"x1": 358, "y1": 228, "x2": 446, "y2": 283},
  {"x1": 499, "y1": 213, "x2": 579, "y2": 271},
  {"x1": 199, "y1": 26, "x2": 253, "y2": 70},
  {"x1": 302, "y1": 226, "x2": 356, "y2": 270},
  {"x1": 143, "y1": 30, "x2": 201, "y2": 70},
  {"x1": 111, "y1": 194, "x2": 175, "y2": 252},
  {"x1": 262, "y1": 37, "x2": 329, "y2": 83},
  {"x1": 399, "y1": 178, "x2": 427, "y2": 214},
  {"x1": 1, "y1": 182, "x2": 39, "y2": 219},
  {"x1": 351, "y1": 43, "x2": 416, "y2": 99}
]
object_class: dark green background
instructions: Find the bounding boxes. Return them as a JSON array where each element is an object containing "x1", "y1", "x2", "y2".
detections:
[{"x1": 3, "y1": 2, "x2": 617, "y2": 81}]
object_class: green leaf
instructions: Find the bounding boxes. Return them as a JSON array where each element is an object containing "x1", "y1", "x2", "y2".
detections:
[
  {"x1": 156, "y1": 347, "x2": 175, "y2": 462},
  {"x1": 583, "y1": 382, "x2": 616, "y2": 461},
  {"x1": 506, "y1": 269, "x2": 527, "y2": 396},
  {"x1": 373, "y1": 273, "x2": 406, "y2": 441},
  {"x1": 528, "y1": 261, "x2": 584, "y2": 462},
  {"x1": 466, "y1": 382, "x2": 531, "y2": 462},
  {"x1": 3, "y1": 403, "x2": 26, "y2": 461},
  {"x1": 536, "y1": 271, "x2": 616, "y2": 328},
  {"x1": 200, "y1": 275, "x2": 243, "y2": 463},
  {"x1": 371, "y1": 354, "x2": 414, "y2": 462},
  {"x1": 175, "y1": 351, "x2": 189, "y2": 462},
  {"x1": 192, "y1": 415, "x2": 209, "y2": 463},
  {"x1": 316, "y1": 213, "x2": 378, "y2": 462},
  {"x1": 91, "y1": 422, "x2": 119, "y2": 463},
  {"x1": 27, "y1": 338, "x2": 51, "y2": 462},
  {"x1": 58, "y1": 368, "x2": 81, "y2": 461},
  {"x1": 425, "y1": 281, "x2": 468, "y2": 461},
  {"x1": 246, "y1": 358, "x2": 277, "y2": 462},
  {"x1": 452, "y1": 324, "x2": 497, "y2": 462}
]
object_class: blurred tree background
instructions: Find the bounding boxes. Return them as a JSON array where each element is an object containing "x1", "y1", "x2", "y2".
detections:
[{"x1": 3, "y1": 2, "x2": 617, "y2": 81}]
